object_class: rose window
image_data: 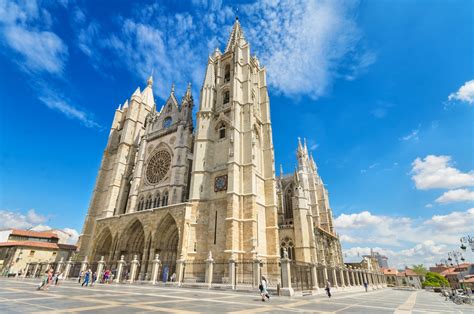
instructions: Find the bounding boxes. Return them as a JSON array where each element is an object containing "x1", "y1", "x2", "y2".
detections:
[{"x1": 146, "y1": 150, "x2": 171, "y2": 184}]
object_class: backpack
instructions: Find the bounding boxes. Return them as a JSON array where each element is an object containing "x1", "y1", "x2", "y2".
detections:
[{"x1": 259, "y1": 284, "x2": 263, "y2": 292}]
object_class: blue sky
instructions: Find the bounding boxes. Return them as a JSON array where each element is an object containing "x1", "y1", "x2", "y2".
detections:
[{"x1": 0, "y1": 0, "x2": 473, "y2": 267}]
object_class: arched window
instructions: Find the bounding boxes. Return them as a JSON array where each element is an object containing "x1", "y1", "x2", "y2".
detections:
[
  {"x1": 224, "y1": 64, "x2": 230, "y2": 82},
  {"x1": 284, "y1": 186, "x2": 294, "y2": 220},
  {"x1": 138, "y1": 196, "x2": 144, "y2": 211},
  {"x1": 223, "y1": 90, "x2": 230, "y2": 104},
  {"x1": 154, "y1": 193, "x2": 161, "y2": 208},
  {"x1": 163, "y1": 117, "x2": 172, "y2": 128},
  {"x1": 146, "y1": 195, "x2": 152, "y2": 209},
  {"x1": 162, "y1": 191, "x2": 169, "y2": 206},
  {"x1": 217, "y1": 122, "x2": 226, "y2": 139}
]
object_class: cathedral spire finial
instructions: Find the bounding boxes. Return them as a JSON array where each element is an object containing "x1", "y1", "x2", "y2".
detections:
[
  {"x1": 171, "y1": 83, "x2": 175, "y2": 94},
  {"x1": 297, "y1": 137, "x2": 304, "y2": 152},
  {"x1": 147, "y1": 75, "x2": 153, "y2": 87},
  {"x1": 225, "y1": 17, "x2": 245, "y2": 52}
]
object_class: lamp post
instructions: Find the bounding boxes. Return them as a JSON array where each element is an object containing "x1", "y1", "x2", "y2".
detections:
[
  {"x1": 460, "y1": 235, "x2": 474, "y2": 252},
  {"x1": 447, "y1": 251, "x2": 466, "y2": 290}
]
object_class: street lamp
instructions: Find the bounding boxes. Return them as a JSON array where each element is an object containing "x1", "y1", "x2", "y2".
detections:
[{"x1": 460, "y1": 235, "x2": 474, "y2": 252}]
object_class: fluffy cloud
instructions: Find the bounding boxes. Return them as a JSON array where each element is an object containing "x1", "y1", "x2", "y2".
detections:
[
  {"x1": 0, "y1": 1, "x2": 68, "y2": 74},
  {"x1": 0, "y1": 209, "x2": 47, "y2": 229},
  {"x1": 75, "y1": 0, "x2": 373, "y2": 101},
  {"x1": 337, "y1": 208, "x2": 474, "y2": 268},
  {"x1": 0, "y1": 209, "x2": 79, "y2": 244},
  {"x1": 448, "y1": 80, "x2": 474, "y2": 105},
  {"x1": 411, "y1": 155, "x2": 474, "y2": 190},
  {"x1": 435, "y1": 189, "x2": 474, "y2": 204}
]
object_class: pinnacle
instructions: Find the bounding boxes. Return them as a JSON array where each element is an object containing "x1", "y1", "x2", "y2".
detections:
[
  {"x1": 147, "y1": 75, "x2": 153, "y2": 87},
  {"x1": 225, "y1": 18, "x2": 245, "y2": 52}
]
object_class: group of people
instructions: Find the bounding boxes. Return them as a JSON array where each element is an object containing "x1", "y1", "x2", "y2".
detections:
[
  {"x1": 37, "y1": 269, "x2": 62, "y2": 290},
  {"x1": 78, "y1": 269, "x2": 114, "y2": 287}
]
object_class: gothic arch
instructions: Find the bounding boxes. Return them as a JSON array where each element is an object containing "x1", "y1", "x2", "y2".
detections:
[
  {"x1": 118, "y1": 219, "x2": 146, "y2": 262},
  {"x1": 92, "y1": 227, "x2": 113, "y2": 263},
  {"x1": 153, "y1": 213, "x2": 180, "y2": 277},
  {"x1": 284, "y1": 183, "x2": 294, "y2": 220}
]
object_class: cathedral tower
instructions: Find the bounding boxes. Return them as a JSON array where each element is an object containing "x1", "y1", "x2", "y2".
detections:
[{"x1": 188, "y1": 19, "x2": 280, "y2": 263}]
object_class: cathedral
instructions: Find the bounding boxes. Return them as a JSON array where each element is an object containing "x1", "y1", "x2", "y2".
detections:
[{"x1": 78, "y1": 19, "x2": 344, "y2": 285}]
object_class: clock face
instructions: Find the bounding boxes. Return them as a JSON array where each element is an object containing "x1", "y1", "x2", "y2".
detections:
[
  {"x1": 146, "y1": 150, "x2": 171, "y2": 184},
  {"x1": 214, "y1": 175, "x2": 228, "y2": 192}
]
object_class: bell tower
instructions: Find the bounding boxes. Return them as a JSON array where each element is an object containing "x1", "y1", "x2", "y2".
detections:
[{"x1": 188, "y1": 19, "x2": 279, "y2": 263}]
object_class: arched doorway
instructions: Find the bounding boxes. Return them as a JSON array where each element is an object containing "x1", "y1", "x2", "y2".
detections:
[
  {"x1": 122, "y1": 220, "x2": 145, "y2": 260},
  {"x1": 154, "y1": 214, "x2": 179, "y2": 281},
  {"x1": 92, "y1": 228, "x2": 113, "y2": 263}
]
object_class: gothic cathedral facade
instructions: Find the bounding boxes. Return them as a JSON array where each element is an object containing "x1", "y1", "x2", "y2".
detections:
[{"x1": 78, "y1": 19, "x2": 344, "y2": 282}]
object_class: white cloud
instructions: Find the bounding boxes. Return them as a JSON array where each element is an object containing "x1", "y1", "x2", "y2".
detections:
[
  {"x1": 38, "y1": 90, "x2": 100, "y2": 128},
  {"x1": 400, "y1": 129, "x2": 419, "y2": 141},
  {"x1": 0, "y1": 209, "x2": 79, "y2": 245},
  {"x1": 411, "y1": 155, "x2": 474, "y2": 190},
  {"x1": 337, "y1": 208, "x2": 474, "y2": 268},
  {"x1": 448, "y1": 80, "x2": 474, "y2": 105},
  {"x1": 0, "y1": 1, "x2": 68, "y2": 75},
  {"x1": 0, "y1": 209, "x2": 47, "y2": 229},
  {"x1": 76, "y1": 0, "x2": 373, "y2": 101},
  {"x1": 435, "y1": 189, "x2": 474, "y2": 204}
]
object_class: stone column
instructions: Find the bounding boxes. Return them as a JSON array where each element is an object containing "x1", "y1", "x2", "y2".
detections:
[
  {"x1": 63, "y1": 258, "x2": 73, "y2": 280},
  {"x1": 176, "y1": 259, "x2": 185, "y2": 286},
  {"x1": 33, "y1": 263, "x2": 40, "y2": 277},
  {"x1": 311, "y1": 263, "x2": 319, "y2": 290},
  {"x1": 228, "y1": 258, "x2": 236, "y2": 290},
  {"x1": 205, "y1": 251, "x2": 214, "y2": 288},
  {"x1": 23, "y1": 263, "x2": 29, "y2": 278},
  {"x1": 332, "y1": 266, "x2": 339, "y2": 288},
  {"x1": 55, "y1": 257, "x2": 64, "y2": 274},
  {"x1": 129, "y1": 255, "x2": 140, "y2": 284},
  {"x1": 252, "y1": 258, "x2": 261, "y2": 289},
  {"x1": 322, "y1": 264, "x2": 329, "y2": 286},
  {"x1": 151, "y1": 254, "x2": 161, "y2": 285},
  {"x1": 280, "y1": 250, "x2": 294, "y2": 296},
  {"x1": 339, "y1": 267, "x2": 345, "y2": 287},
  {"x1": 356, "y1": 270, "x2": 361, "y2": 285},
  {"x1": 115, "y1": 255, "x2": 126, "y2": 283},
  {"x1": 80, "y1": 256, "x2": 88, "y2": 274},
  {"x1": 96, "y1": 256, "x2": 105, "y2": 283},
  {"x1": 351, "y1": 269, "x2": 355, "y2": 286}
]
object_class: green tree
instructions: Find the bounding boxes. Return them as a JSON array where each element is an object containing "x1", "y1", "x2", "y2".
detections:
[
  {"x1": 422, "y1": 272, "x2": 449, "y2": 288},
  {"x1": 412, "y1": 264, "x2": 428, "y2": 275}
]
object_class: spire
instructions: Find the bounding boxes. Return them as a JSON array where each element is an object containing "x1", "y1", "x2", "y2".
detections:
[
  {"x1": 141, "y1": 76, "x2": 155, "y2": 108},
  {"x1": 297, "y1": 137, "x2": 304, "y2": 154},
  {"x1": 185, "y1": 82, "x2": 192, "y2": 97},
  {"x1": 122, "y1": 100, "x2": 129, "y2": 109},
  {"x1": 171, "y1": 83, "x2": 175, "y2": 95},
  {"x1": 304, "y1": 138, "x2": 309, "y2": 156},
  {"x1": 131, "y1": 87, "x2": 141, "y2": 102},
  {"x1": 225, "y1": 17, "x2": 246, "y2": 52},
  {"x1": 279, "y1": 164, "x2": 284, "y2": 178}
]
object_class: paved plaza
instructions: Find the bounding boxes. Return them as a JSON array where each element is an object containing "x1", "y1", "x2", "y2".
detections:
[{"x1": 0, "y1": 278, "x2": 471, "y2": 313}]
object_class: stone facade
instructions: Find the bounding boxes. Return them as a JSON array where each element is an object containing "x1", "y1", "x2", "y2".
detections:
[{"x1": 77, "y1": 19, "x2": 343, "y2": 283}]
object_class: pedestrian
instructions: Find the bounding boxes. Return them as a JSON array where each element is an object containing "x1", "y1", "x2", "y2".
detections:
[
  {"x1": 37, "y1": 270, "x2": 49, "y2": 290},
  {"x1": 259, "y1": 276, "x2": 270, "y2": 302},
  {"x1": 82, "y1": 269, "x2": 91, "y2": 287},
  {"x1": 325, "y1": 281, "x2": 332, "y2": 298},
  {"x1": 170, "y1": 272, "x2": 176, "y2": 282},
  {"x1": 78, "y1": 270, "x2": 83, "y2": 283},
  {"x1": 91, "y1": 271, "x2": 97, "y2": 286},
  {"x1": 363, "y1": 281, "x2": 368, "y2": 292}
]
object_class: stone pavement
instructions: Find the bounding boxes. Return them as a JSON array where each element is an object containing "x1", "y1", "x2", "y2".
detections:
[{"x1": 0, "y1": 278, "x2": 471, "y2": 313}]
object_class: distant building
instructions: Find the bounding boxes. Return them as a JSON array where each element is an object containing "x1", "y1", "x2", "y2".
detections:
[
  {"x1": 381, "y1": 267, "x2": 424, "y2": 289},
  {"x1": 440, "y1": 263, "x2": 472, "y2": 290},
  {"x1": 363, "y1": 251, "x2": 388, "y2": 268},
  {"x1": 0, "y1": 229, "x2": 77, "y2": 277}
]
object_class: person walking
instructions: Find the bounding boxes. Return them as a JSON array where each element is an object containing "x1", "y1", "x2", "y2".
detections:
[
  {"x1": 91, "y1": 271, "x2": 97, "y2": 286},
  {"x1": 363, "y1": 281, "x2": 368, "y2": 292},
  {"x1": 325, "y1": 281, "x2": 332, "y2": 298},
  {"x1": 259, "y1": 276, "x2": 270, "y2": 302},
  {"x1": 78, "y1": 270, "x2": 83, "y2": 283},
  {"x1": 37, "y1": 270, "x2": 49, "y2": 290},
  {"x1": 82, "y1": 269, "x2": 91, "y2": 287}
]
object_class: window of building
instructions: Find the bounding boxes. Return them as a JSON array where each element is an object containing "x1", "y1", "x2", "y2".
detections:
[
  {"x1": 217, "y1": 122, "x2": 226, "y2": 139},
  {"x1": 223, "y1": 90, "x2": 230, "y2": 104},
  {"x1": 146, "y1": 195, "x2": 152, "y2": 209},
  {"x1": 138, "y1": 197, "x2": 144, "y2": 211},
  {"x1": 284, "y1": 186, "x2": 294, "y2": 220},
  {"x1": 224, "y1": 64, "x2": 230, "y2": 82},
  {"x1": 162, "y1": 191, "x2": 169, "y2": 206},
  {"x1": 154, "y1": 194, "x2": 161, "y2": 208},
  {"x1": 163, "y1": 117, "x2": 172, "y2": 128},
  {"x1": 29, "y1": 250, "x2": 35, "y2": 257},
  {"x1": 280, "y1": 238, "x2": 295, "y2": 260}
]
